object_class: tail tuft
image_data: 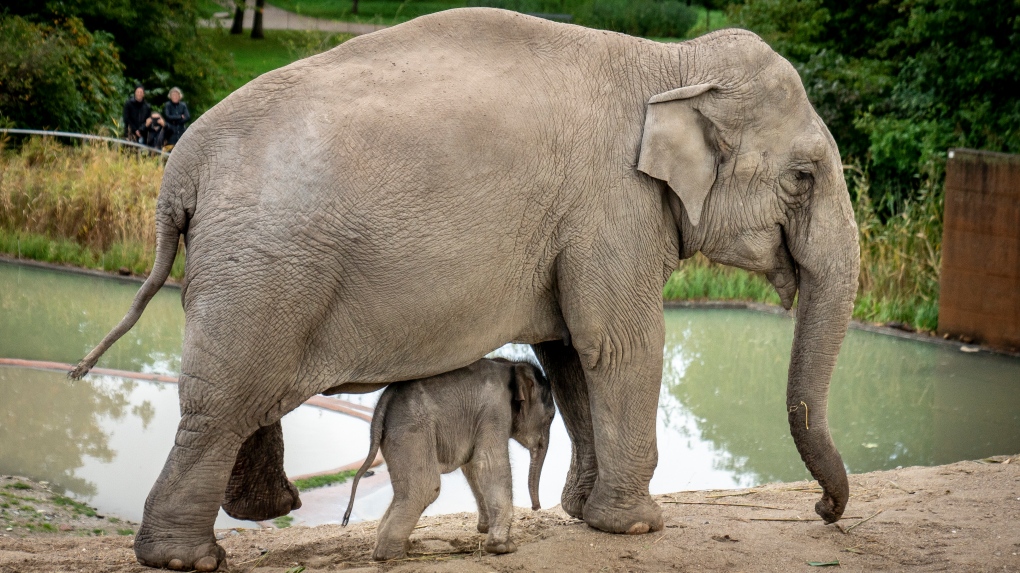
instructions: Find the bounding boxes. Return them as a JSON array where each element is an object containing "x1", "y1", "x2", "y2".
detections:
[{"x1": 68, "y1": 359, "x2": 97, "y2": 380}]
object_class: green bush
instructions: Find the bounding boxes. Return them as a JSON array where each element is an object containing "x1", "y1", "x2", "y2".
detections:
[
  {"x1": 0, "y1": 15, "x2": 126, "y2": 132},
  {"x1": 468, "y1": 0, "x2": 698, "y2": 37},
  {"x1": 577, "y1": 0, "x2": 698, "y2": 38},
  {"x1": 8, "y1": 0, "x2": 227, "y2": 117}
]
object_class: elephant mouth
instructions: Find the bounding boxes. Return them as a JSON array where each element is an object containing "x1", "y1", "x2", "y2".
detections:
[{"x1": 765, "y1": 226, "x2": 799, "y2": 310}]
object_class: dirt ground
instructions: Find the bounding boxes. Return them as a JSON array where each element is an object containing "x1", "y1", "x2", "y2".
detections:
[{"x1": 2, "y1": 456, "x2": 1019, "y2": 572}]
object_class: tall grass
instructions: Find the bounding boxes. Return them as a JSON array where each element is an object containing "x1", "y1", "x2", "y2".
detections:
[
  {"x1": 848, "y1": 166, "x2": 942, "y2": 331},
  {"x1": 0, "y1": 137, "x2": 184, "y2": 279}
]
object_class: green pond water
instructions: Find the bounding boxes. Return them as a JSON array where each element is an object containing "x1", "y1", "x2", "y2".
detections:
[{"x1": 1, "y1": 261, "x2": 1019, "y2": 524}]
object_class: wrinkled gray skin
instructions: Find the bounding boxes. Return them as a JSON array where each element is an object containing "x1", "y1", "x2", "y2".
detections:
[
  {"x1": 70, "y1": 8, "x2": 859, "y2": 571},
  {"x1": 342, "y1": 358, "x2": 555, "y2": 560}
]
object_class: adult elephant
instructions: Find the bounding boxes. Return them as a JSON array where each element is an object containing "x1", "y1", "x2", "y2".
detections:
[{"x1": 73, "y1": 8, "x2": 859, "y2": 571}]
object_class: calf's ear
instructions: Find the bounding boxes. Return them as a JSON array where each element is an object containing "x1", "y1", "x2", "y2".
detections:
[
  {"x1": 637, "y1": 84, "x2": 720, "y2": 227},
  {"x1": 513, "y1": 363, "x2": 537, "y2": 404}
]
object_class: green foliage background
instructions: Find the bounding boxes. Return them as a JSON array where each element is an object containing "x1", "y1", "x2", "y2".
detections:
[
  {"x1": 2, "y1": 0, "x2": 225, "y2": 132},
  {"x1": 0, "y1": 16, "x2": 126, "y2": 133},
  {"x1": 730, "y1": 0, "x2": 1020, "y2": 217}
]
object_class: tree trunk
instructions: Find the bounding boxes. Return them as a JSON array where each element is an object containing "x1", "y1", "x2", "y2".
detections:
[
  {"x1": 229, "y1": 0, "x2": 245, "y2": 35},
  {"x1": 251, "y1": 0, "x2": 265, "y2": 40},
  {"x1": 352, "y1": 0, "x2": 359, "y2": 15}
]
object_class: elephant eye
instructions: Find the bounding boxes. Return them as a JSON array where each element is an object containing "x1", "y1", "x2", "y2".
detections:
[{"x1": 795, "y1": 170, "x2": 813, "y2": 182}]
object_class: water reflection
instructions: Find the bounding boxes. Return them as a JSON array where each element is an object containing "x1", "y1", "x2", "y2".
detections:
[
  {"x1": 662, "y1": 309, "x2": 1020, "y2": 486},
  {"x1": 2, "y1": 261, "x2": 1018, "y2": 522},
  {"x1": 0, "y1": 368, "x2": 132, "y2": 496},
  {"x1": 0, "y1": 366, "x2": 369, "y2": 525},
  {"x1": 0, "y1": 263, "x2": 184, "y2": 374}
]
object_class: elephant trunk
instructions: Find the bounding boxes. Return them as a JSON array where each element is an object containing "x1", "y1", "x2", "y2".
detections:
[
  {"x1": 528, "y1": 437, "x2": 549, "y2": 511},
  {"x1": 785, "y1": 177, "x2": 860, "y2": 523}
]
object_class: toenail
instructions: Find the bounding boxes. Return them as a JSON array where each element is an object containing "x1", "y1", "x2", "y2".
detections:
[
  {"x1": 168, "y1": 558, "x2": 185, "y2": 570},
  {"x1": 626, "y1": 522, "x2": 650, "y2": 535},
  {"x1": 195, "y1": 555, "x2": 219, "y2": 571}
]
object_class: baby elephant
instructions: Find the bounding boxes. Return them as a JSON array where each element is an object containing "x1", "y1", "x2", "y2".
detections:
[{"x1": 343, "y1": 358, "x2": 555, "y2": 561}]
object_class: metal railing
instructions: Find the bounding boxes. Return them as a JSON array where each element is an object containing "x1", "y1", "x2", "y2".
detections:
[{"x1": 0, "y1": 128, "x2": 170, "y2": 157}]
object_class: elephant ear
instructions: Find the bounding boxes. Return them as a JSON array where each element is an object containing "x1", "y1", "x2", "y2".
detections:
[
  {"x1": 637, "y1": 84, "x2": 720, "y2": 227},
  {"x1": 513, "y1": 363, "x2": 537, "y2": 404}
]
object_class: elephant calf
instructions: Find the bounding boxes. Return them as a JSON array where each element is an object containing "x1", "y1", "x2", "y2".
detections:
[{"x1": 343, "y1": 358, "x2": 555, "y2": 560}]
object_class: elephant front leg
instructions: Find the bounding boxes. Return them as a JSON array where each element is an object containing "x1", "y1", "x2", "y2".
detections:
[
  {"x1": 462, "y1": 462, "x2": 490, "y2": 533},
  {"x1": 464, "y1": 451, "x2": 516, "y2": 554},
  {"x1": 574, "y1": 331, "x2": 664, "y2": 535},
  {"x1": 222, "y1": 420, "x2": 302, "y2": 521},
  {"x1": 532, "y1": 341, "x2": 598, "y2": 520}
]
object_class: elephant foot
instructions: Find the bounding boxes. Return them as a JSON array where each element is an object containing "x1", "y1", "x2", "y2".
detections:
[
  {"x1": 581, "y1": 485, "x2": 662, "y2": 535},
  {"x1": 372, "y1": 539, "x2": 409, "y2": 561},
  {"x1": 484, "y1": 538, "x2": 517, "y2": 554},
  {"x1": 560, "y1": 483, "x2": 589, "y2": 520},
  {"x1": 134, "y1": 530, "x2": 225, "y2": 571},
  {"x1": 222, "y1": 421, "x2": 302, "y2": 521},
  {"x1": 222, "y1": 479, "x2": 302, "y2": 521}
]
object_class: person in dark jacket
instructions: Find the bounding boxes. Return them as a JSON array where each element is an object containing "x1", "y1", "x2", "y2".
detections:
[
  {"x1": 122, "y1": 85, "x2": 151, "y2": 142},
  {"x1": 144, "y1": 112, "x2": 167, "y2": 149},
  {"x1": 162, "y1": 87, "x2": 191, "y2": 146}
]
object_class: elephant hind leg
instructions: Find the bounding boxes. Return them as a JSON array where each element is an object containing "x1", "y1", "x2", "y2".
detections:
[
  {"x1": 222, "y1": 420, "x2": 302, "y2": 521},
  {"x1": 134, "y1": 394, "x2": 243, "y2": 571},
  {"x1": 532, "y1": 341, "x2": 598, "y2": 520},
  {"x1": 373, "y1": 443, "x2": 441, "y2": 561}
]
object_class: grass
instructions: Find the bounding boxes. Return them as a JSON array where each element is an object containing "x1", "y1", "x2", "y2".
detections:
[
  {"x1": 664, "y1": 255, "x2": 781, "y2": 304},
  {"x1": 202, "y1": 28, "x2": 352, "y2": 103},
  {"x1": 0, "y1": 137, "x2": 186, "y2": 279},
  {"x1": 52, "y1": 495, "x2": 98, "y2": 517},
  {"x1": 292, "y1": 470, "x2": 357, "y2": 492},
  {"x1": 273, "y1": 515, "x2": 295, "y2": 528},
  {"x1": 117, "y1": 528, "x2": 135, "y2": 535},
  {"x1": 5, "y1": 483, "x2": 31, "y2": 490},
  {"x1": 264, "y1": 0, "x2": 724, "y2": 39},
  {"x1": 266, "y1": 0, "x2": 466, "y2": 24}
]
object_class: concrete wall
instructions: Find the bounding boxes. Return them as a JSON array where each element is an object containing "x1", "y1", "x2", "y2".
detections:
[{"x1": 938, "y1": 148, "x2": 1020, "y2": 352}]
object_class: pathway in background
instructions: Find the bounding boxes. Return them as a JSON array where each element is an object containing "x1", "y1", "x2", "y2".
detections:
[{"x1": 209, "y1": 1, "x2": 388, "y2": 35}]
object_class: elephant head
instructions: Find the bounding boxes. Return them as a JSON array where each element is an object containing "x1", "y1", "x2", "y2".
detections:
[
  {"x1": 510, "y1": 362, "x2": 556, "y2": 510},
  {"x1": 638, "y1": 30, "x2": 860, "y2": 522}
]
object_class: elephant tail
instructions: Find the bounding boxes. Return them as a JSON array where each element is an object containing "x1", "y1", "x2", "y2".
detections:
[
  {"x1": 69, "y1": 185, "x2": 187, "y2": 380},
  {"x1": 343, "y1": 389, "x2": 393, "y2": 527}
]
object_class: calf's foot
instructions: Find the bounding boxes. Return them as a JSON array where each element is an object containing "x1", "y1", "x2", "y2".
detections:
[
  {"x1": 372, "y1": 539, "x2": 409, "y2": 561},
  {"x1": 484, "y1": 538, "x2": 517, "y2": 554}
]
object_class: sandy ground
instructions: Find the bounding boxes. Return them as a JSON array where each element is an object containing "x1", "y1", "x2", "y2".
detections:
[{"x1": 2, "y1": 455, "x2": 1019, "y2": 572}]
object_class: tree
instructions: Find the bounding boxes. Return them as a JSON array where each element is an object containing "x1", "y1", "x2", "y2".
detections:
[
  {"x1": 6, "y1": 0, "x2": 226, "y2": 117},
  {"x1": 230, "y1": 0, "x2": 245, "y2": 35},
  {"x1": 353, "y1": 0, "x2": 360, "y2": 15},
  {"x1": 729, "y1": 0, "x2": 1020, "y2": 217},
  {"x1": 0, "y1": 15, "x2": 126, "y2": 132},
  {"x1": 251, "y1": 0, "x2": 265, "y2": 39}
]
